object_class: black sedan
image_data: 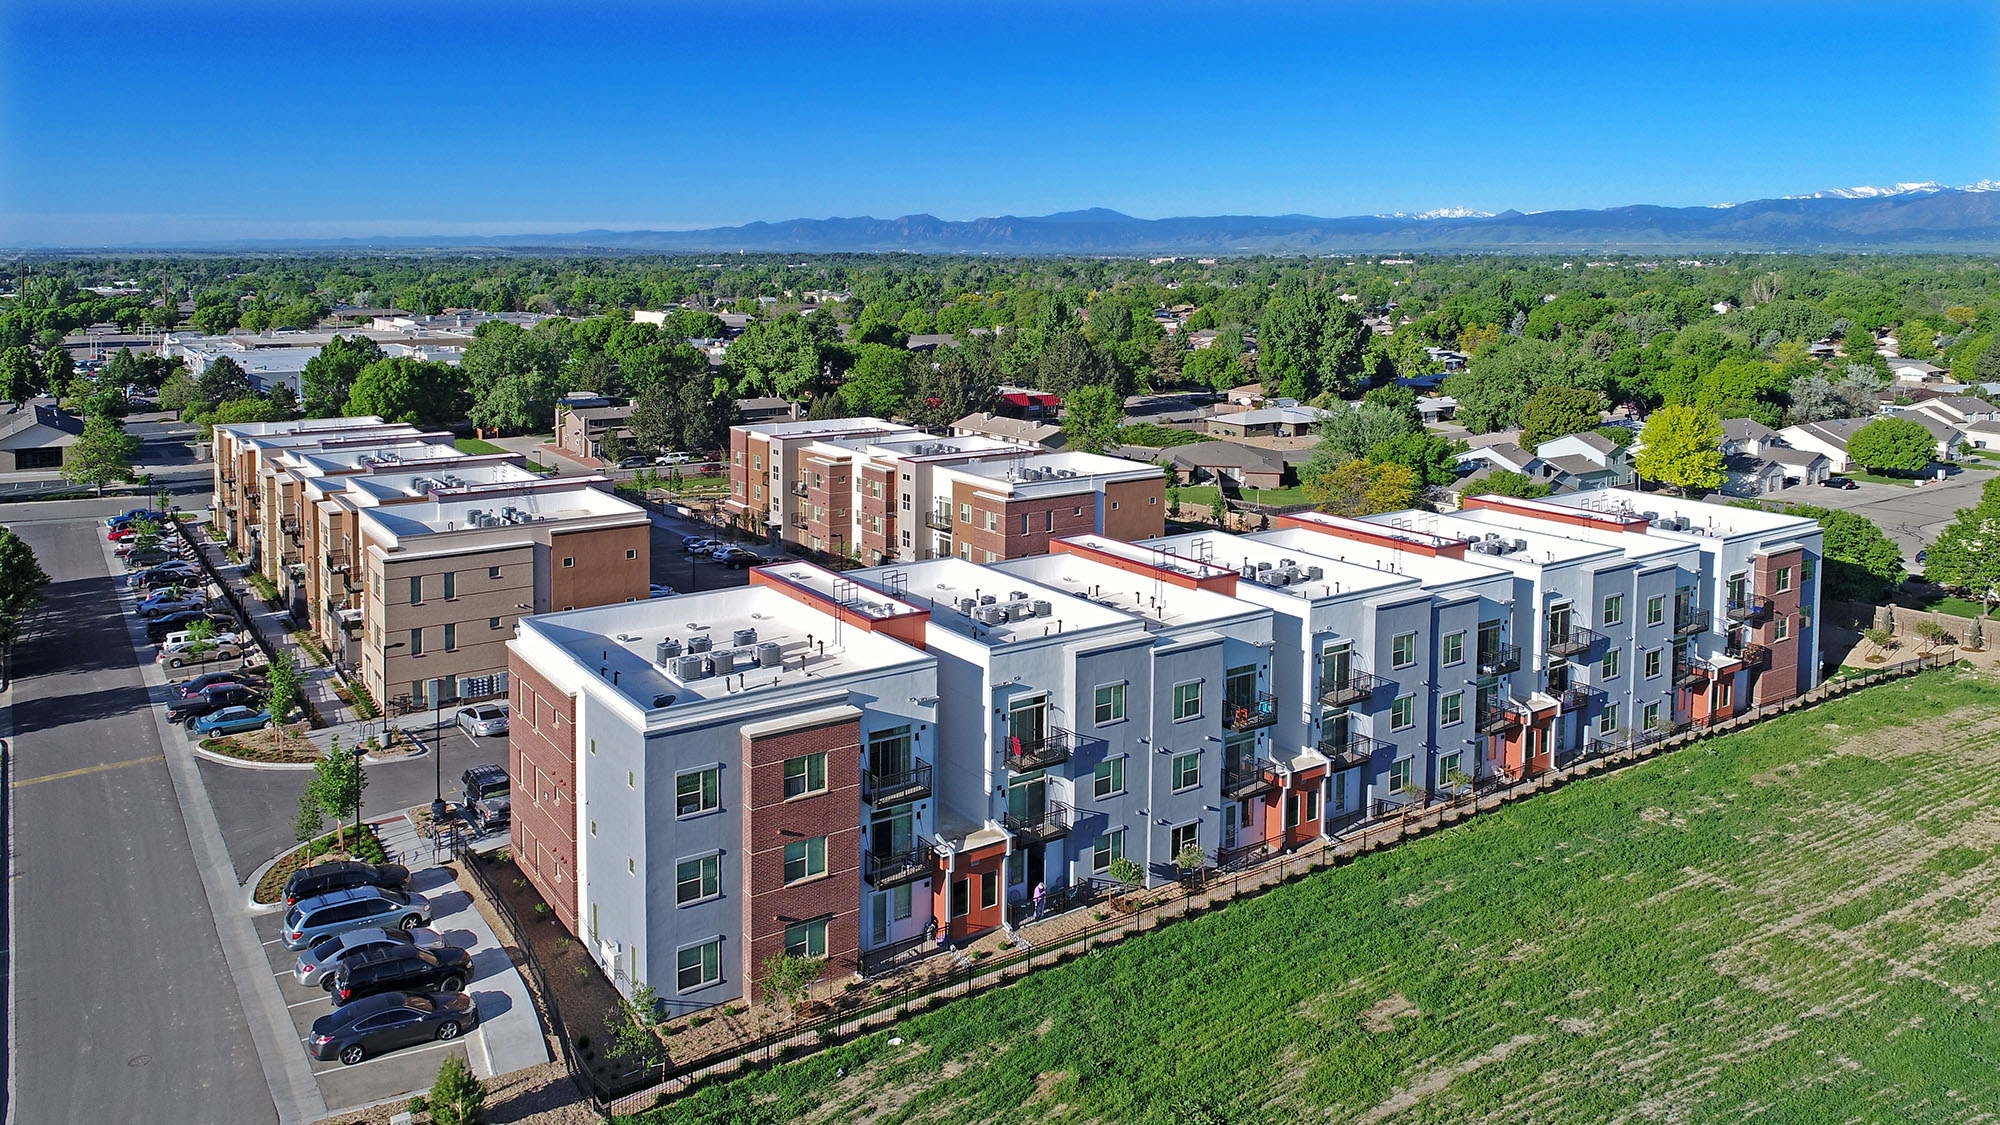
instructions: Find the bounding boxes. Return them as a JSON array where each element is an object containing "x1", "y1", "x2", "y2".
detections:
[
  {"x1": 146, "y1": 609, "x2": 236, "y2": 643},
  {"x1": 173, "y1": 669, "x2": 265, "y2": 698},
  {"x1": 281, "y1": 858, "x2": 412, "y2": 908},
  {"x1": 306, "y1": 991, "x2": 479, "y2": 1066},
  {"x1": 166, "y1": 684, "x2": 261, "y2": 726}
]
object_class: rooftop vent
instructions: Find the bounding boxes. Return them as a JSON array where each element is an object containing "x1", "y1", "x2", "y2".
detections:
[
  {"x1": 674, "y1": 654, "x2": 708, "y2": 680},
  {"x1": 655, "y1": 639, "x2": 682, "y2": 665}
]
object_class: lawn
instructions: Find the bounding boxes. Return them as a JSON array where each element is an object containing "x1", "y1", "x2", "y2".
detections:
[
  {"x1": 1176, "y1": 483, "x2": 1314, "y2": 510},
  {"x1": 454, "y1": 436, "x2": 508, "y2": 455},
  {"x1": 633, "y1": 669, "x2": 2000, "y2": 1124},
  {"x1": 1895, "y1": 588, "x2": 1993, "y2": 619}
]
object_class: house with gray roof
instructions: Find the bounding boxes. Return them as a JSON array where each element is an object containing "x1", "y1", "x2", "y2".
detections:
[
  {"x1": 950, "y1": 411, "x2": 1066, "y2": 450},
  {"x1": 0, "y1": 401, "x2": 84, "y2": 472}
]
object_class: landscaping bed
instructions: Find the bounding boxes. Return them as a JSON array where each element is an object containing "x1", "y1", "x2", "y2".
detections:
[
  {"x1": 201, "y1": 722, "x2": 320, "y2": 764},
  {"x1": 253, "y1": 823, "x2": 391, "y2": 904}
]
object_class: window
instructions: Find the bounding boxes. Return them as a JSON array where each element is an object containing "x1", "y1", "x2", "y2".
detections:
[
  {"x1": 589, "y1": 820, "x2": 597, "y2": 836},
  {"x1": 677, "y1": 940, "x2": 721, "y2": 991},
  {"x1": 627, "y1": 771, "x2": 636, "y2": 788},
  {"x1": 959, "y1": 502, "x2": 970, "y2": 523},
  {"x1": 625, "y1": 549, "x2": 637, "y2": 560},
  {"x1": 627, "y1": 858, "x2": 636, "y2": 874},
  {"x1": 782, "y1": 752, "x2": 827, "y2": 799},
  {"x1": 1110, "y1": 500, "x2": 1121, "y2": 511},
  {"x1": 783, "y1": 836, "x2": 827, "y2": 883},
  {"x1": 1391, "y1": 631, "x2": 1417, "y2": 668},
  {"x1": 1642, "y1": 701, "x2": 1662, "y2": 730},
  {"x1": 1021, "y1": 513, "x2": 1031, "y2": 534},
  {"x1": 442, "y1": 571, "x2": 456, "y2": 599},
  {"x1": 1439, "y1": 691, "x2": 1464, "y2": 726},
  {"x1": 1645, "y1": 649, "x2": 1662, "y2": 678},
  {"x1": 1602, "y1": 594, "x2": 1624, "y2": 626},
  {"x1": 1390, "y1": 694, "x2": 1415, "y2": 731},
  {"x1": 1172, "y1": 681, "x2": 1202, "y2": 721},
  {"x1": 1092, "y1": 829, "x2": 1125, "y2": 874},
  {"x1": 562, "y1": 557, "x2": 575, "y2": 568},
  {"x1": 489, "y1": 616, "x2": 502, "y2": 630},
  {"x1": 488, "y1": 566, "x2": 500, "y2": 579},
  {"x1": 1774, "y1": 615, "x2": 1790, "y2": 641},
  {"x1": 1647, "y1": 594, "x2": 1665, "y2": 626},
  {"x1": 1802, "y1": 606, "x2": 1813, "y2": 627},
  {"x1": 1601, "y1": 648, "x2": 1621, "y2": 679},
  {"x1": 981, "y1": 871, "x2": 999, "y2": 909},
  {"x1": 1801, "y1": 558, "x2": 1816, "y2": 582},
  {"x1": 1094, "y1": 683, "x2": 1126, "y2": 726},
  {"x1": 675, "y1": 855, "x2": 719, "y2": 905},
  {"x1": 1389, "y1": 758, "x2": 1412, "y2": 793},
  {"x1": 1304, "y1": 788, "x2": 1319, "y2": 821},
  {"x1": 950, "y1": 878, "x2": 970, "y2": 917},
  {"x1": 1776, "y1": 566, "x2": 1792, "y2": 592},
  {"x1": 1171, "y1": 752, "x2": 1200, "y2": 791},
  {"x1": 442, "y1": 623, "x2": 456, "y2": 652},
  {"x1": 407, "y1": 628, "x2": 423, "y2": 657},
  {"x1": 1073, "y1": 506, "x2": 1083, "y2": 518},
  {"x1": 675, "y1": 767, "x2": 720, "y2": 817},
  {"x1": 892, "y1": 884, "x2": 913, "y2": 921},
  {"x1": 1442, "y1": 631, "x2": 1465, "y2": 665},
  {"x1": 783, "y1": 918, "x2": 828, "y2": 958},
  {"x1": 983, "y1": 510, "x2": 997, "y2": 532},
  {"x1": 1599, "y1": 704, "x2": 1620, "y2": 734},
  {"x1": 1169, "y1": 821, "x2": 1200, "y2": 857},
  {"x1": 902, "y1": 530, "x2": 911, "y2": 547},
  {"x1": 1093, "y1": 756, "x2": 1125, "y2": 800},
  {"x1": 409, "y1": 575, "x2": 423, "y2": 605}
]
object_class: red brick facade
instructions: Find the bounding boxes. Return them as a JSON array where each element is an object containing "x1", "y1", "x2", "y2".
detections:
[
  {"x1": 508, "y1": 652, "x2": 579, "y2": 927},
  {"x1": 1750, "y1": 547, "x2": 1805, "y2": 704},
  {"x1": 740, "y1": 716, "x2": 863, "y2": 988}
]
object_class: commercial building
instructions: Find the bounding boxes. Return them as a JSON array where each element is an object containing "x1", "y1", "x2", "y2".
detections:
[
  {"x1": 726, "y1": 418, "x2": 1165, "y2": 564},
  {"x1": 508, "y1": 491, "x2": 1821, "y2": 1014}
]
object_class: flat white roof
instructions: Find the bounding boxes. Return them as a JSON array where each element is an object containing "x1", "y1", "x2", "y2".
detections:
[
  {"x1": 359, "y1": 485, "x2": 642, "y2": 543},
  {"x1": 1247, "y1": 527, "x2": 1504, "y2": 589},
  {"x1": 853, "y1": 557, "x2": 1134, "y2": 646},
  {"x1": 1552, "y1": 488, "x2": 1821, "y2": 540},
  {"x1": 1411, "y1": 512, "x2": 1618, "y2": 569},
  {"x1": 992, "y1": 546, "x2": 1261, "y2": 633},
  {"x1": 1452, "y1": 507, "x2": 1686, "y2": 567},
  {"x1": 944, "y1": 451, "x2": 1162, "y2": 490},
  {"x1": 737, "y1": 417, "x2": 913, "y2": 440},
  {"x1": 1141, "y1": 530, "x2": 1413, "y2": 602}
]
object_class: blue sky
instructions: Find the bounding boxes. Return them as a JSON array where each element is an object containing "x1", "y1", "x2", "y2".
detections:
[{"x1": 2, "y1": 0, "x2": 1995, "y2": 244}]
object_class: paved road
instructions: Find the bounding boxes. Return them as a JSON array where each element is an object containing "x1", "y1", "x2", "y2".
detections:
[
  {"x1": 4, "y1": 501, "x2": 275, "y2": 1125},
  {"x1": 1781, "y1": 464, "x2": 1998, "y2": 561}
]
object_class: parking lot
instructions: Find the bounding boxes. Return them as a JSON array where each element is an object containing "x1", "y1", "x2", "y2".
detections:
[{"x1": 247, "y1": 865, "x2": 534, "y2": 1110}]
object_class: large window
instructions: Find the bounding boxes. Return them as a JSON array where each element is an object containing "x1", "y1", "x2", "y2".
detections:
[
  {"x1": 784, "y1": 918, "x2": 829, "y2": 958},
  {"x1": 1390, "y1": 694, "x2": 1415, "y2": 731},
  {"x1": 1171, "y1": 752, "x2": 1200, "y2": 791},
  {"x1": 1601, "y1": 649, "x2": 1621, "y2": 679},
  {"x1": 1092, "y1": 829, "x2": 1125, "y2": 874},
  {"x1": 1389, "y1": 758, "x2": 1412, "y2": 793},
  {"x1": 1172, "y1": 681, "x2": 1202, "y2": 721},
  {"x1": 1776, "y1": 566, "x2": 1792, "y2": 592},
  {"x1": 676, "y1": 767, "x2": 720, "y2": 817},
  {"x1": 1646, "y1": 594, "x2": 1664, "y2": 626},
  {"x1": 783, "y1": 752, "x2": 827, "y2": 799},
  {"x1": 1392, "y1": 631, "x2": 1417, "y2": 668},
  {"x1": 676, "y1": 939, "x2": 721, "y2": 991},
  {"x1": 783, "y1": 836, "x2": 827, "y2": 884},
  {"x1": 1599, "y1": 704, "x2": 1620, "y2": 734},
  {"x1": 1094, "y1": 683, "x2": 1126, "y2": 726},
  {"x1": 675, "y1": 855, "x2": 719, "y2": 905},
  {"x1": 1645, "y1": 649, "x2": 1662, "y2": 678},
  {"x1": 1169, "y1": 821, "x2": 1200, "y2": 857},
  {"x1": 1439, "y1": 691, "x2": 1464, "y2": 726},
  {"x1": 1437, "y1": 751, "x2": 1463, "y2": 787},
  {"x1": 1442, "y1": 631, "x2": 1465, "y2": 665},
  {"x1": 1602, "y1": 593, "x2": 1624, "y2": 626},
  {"x1": 442, "y1": 570, "x2": 456, "y2": 599},
  {"x1": 1093, "y1": 756, "x2": 1125, "y2": 800},
  {"x1": 409, "y1": 575, "x2": 423, "y2": 605}
]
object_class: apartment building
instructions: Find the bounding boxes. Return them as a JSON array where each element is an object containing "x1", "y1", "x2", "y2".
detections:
[
  {"x1": 726, "y1": 417, "x2": 1165, "y2": 563},
  {"x1": 508, "y1": 493, "x2": 1822, "y2": 1015},
  {"x1": 212, "y1": 417, "x2": 434, "y2": 560}
]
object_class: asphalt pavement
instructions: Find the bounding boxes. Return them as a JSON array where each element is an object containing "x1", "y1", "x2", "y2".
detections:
[{"x1": 4, "y1": 499, "x2": 276, "y2": 1125}]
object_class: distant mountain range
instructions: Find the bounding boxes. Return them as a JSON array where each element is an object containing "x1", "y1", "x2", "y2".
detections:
[{"x1": 36, "y1": 181, "x2": 2000, "y2": 254}]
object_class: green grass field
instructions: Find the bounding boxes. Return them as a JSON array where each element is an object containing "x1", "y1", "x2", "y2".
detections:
[
  {"x1": 633, "y1": 669, "x2": 2000, "y2": 1124},
  {"x1": 454, "y1": 436, "x2": 507, "y2": 455},
  {"x1": 1176, "y1": 483, "x2": 1314, "y2": 510}
]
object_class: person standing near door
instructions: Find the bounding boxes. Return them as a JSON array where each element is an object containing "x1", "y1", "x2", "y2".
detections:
[{"x1": 1032, "y1": 881, "x2": 1046, "y2": 921}]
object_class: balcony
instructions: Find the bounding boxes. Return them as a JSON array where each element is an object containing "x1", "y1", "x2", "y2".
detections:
[
  {"x1": 1674, "y1": 605, "x2": 1707, "y2": 636},
  {"x1": 1673, "y1": 659, "x2": 1706, "y2": 689},
  {"x1": 1319, "y1": 668, "x2": 1386, "y2": 707},
  {"x1": 1221, "y1": 757, "x2": 1279, "y2": 800},
  {"x1": 1003, "y1": 728, "x2": 1072, "y2": 772},
  {"x1": 790, "y1": 481, "x2": 809, "y2": 497},
  {"x1": 1730, "y1": 641, "x2": 1770, "y2": 669},
  {"x1": 1320, "y1": 733, "x2": 1390, "y2": 770},
  {"x1": 1003, "y1": 801, "x2": 1073, "y2": 845},
  {"x1": 862, "y1": 761, "x2": 932, "y2": 808},
  {"x1": 325, "y1": 553, "x2": 350, "y2": 575},
  {"x1": 1545, "y1": 624, "x2": 1603, "y2": 659},
  {"x1": 1557, "y1": 684, "x2": 1604, "y2": 712},
  {"x1": 924, "y1": 509, "x2": 954, "y2": 533},
  {"x1": 1477, "y1": 704, "x2": 1524, "y2": 734},
  {"x1": 1477, "y1": 642, "x2": 1522, "y2": 676},
  {"x1": 864, "y1": 847, "x2": 931, "y2": 890},
  {"x1": 788, "y1": 513, "x2": 806, "y2": 529},
  {"x1": 1225, "y1": 691, "x2": 1278, "y2": 731},
  {"x1": 1725, "y1": 595, "x2": 1773, "y2": 622}
]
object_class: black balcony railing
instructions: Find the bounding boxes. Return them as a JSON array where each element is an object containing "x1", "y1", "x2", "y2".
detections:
[
  {"x1": 1725, "y1": 594, "x2": 1774, "y2": 621},
  {"x1": 1477, "y1": 704, "x2": 1523, "y2": 734},
  {"x1": 1673, "y1": 659, "x2": 1706, "y2": 688},
  {"x1": 1003, "y1": 801, "x2": 1073, "y2": 844},
  {"x1": 1674, "y1": 605, "x2": 1707, "y2": 636},
  {"x1": 1221, "y1": 758, "x2": 1278, "y2": 799},
  {"x1": 1319, "y1": 668, "x2": 1386, "y2": 707},
  {"x1": 924, "y1": 509, "x2": 953, "y2": 532},
  {"x1": 864, "y1": 847, "x2": 931, "y2": 889},
  {"x1": 1478, "y1": 642, "x2": 1522, "y2": 675},
  {"x1": 1003, "y1": 728, "x2": 1072, "y2": 772},
  {"x1": 862, "y1": 761, "x2": 932, "y2": 807},
  {"x1": 1225, "y1": 691, "x2": 1278, "y2": 731},
  {"x1": 1545, "y1": 624, "x2": 1603, "y2": 659},
  {"x1": 1558, "y1": 684, "x2": 1603, "y2": 712},
  {"x1": 1320, "y1": 733, "x2": 1391, "y2": 770},
  {"x1": 1730, "y1": 641, "x2": 1770, "y2": 669},
  {"x1": 790, "y1": 481, "x2": 809, "y2": 497}
]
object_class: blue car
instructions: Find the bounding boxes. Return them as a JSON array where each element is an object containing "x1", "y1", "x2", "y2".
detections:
[
  {"x1": 191, "y1": 705, "x2": 272, "y2": 735},
  {"x1": 107, "y1": 508, "x2": 166, "y2": 528}
]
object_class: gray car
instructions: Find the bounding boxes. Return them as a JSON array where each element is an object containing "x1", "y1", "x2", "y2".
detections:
[
  {"x1": 293, "y1": 926, "x2": 429, "y2": 989},
  {"x1": 455, "y1": 703, "x2": 508, "y2": 738},
  {"x1": 281, "y1": 886, "x2": 433, "y2": 950}
]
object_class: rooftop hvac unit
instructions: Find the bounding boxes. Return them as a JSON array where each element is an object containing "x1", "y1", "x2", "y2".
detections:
[
  {"x1": 1059, "y1": 469, "x2": 1077, "y2": 478},
  {"x1": 673, "y1": 654, "x2": 709, "y2": 680},
  {"x1": 655, "y1": 639, "x2": 682, "y2": 665},
  {"x1": 1007, "y1": 601, "x2": 1033, "y2": 621},
  {"x1": 1641, "y1": 511, "x2": 1659, "y2": 521},
  {"x1": 1009, "y1": 590, "x2": 1029, "y2": 601},
  {"x1": 687, "y1": 634, "x2": 712, "y2": 654},
  {"x1": 1268, "y1": 570, "x2": 1292, "y2": 587},
  {"x1": 957, "y1": 597, "x2": 977, "y2": 615},
  {"x1": 711, "y1": 649, "x2": 737, "y2": 675},
  {"x1": 1280, "y1": 566, "x2": 1301, "y2": 583},
  {"x1": 467, "y1": 509, "x2": 483, "y2": 524},
  {"x1": 1031, "y1": 599, "x2": 1052, "y2": 617},
  {"x1": 732, "y1": 627, "x2": 758, "y2": 647},
  {"x1": 756, "y1": 642, "x2": 783, "y2": 668},
  {"x1": 1513, "y1": 539, "x2": 1528, "y2": 553},
  {"x1": 1304, "y1": 566, "x2": 1324, "y2": 581},
  {"x1": 979, "y1": 595, "x2": 997, "y2": 606},
  {"x1": 974, "y1": 605, "x2": 1008, "y2": 625}
]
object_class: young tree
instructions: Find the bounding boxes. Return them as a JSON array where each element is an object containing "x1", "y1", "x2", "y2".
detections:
[
  {"x1": 424, "y1": 1054, "x2": 488, "y2": 1125},
  {"x1": 292, "y1": 788, "x2": 325, "y2": 844},
  {"x1": 1862, "y1": 626, "x2": 1894, "y2": 659},
  {"x1": 1469, "y1": 469, "x2": 1554, "y2": 501},
  {"x1": 0, "y1": 525, "x2": 50, "y2": 684},
  {"x1": 1174, "y1": 841, "x2": 1206, "y2": 886},
  {"x1": 1304, "y1": 460, "x2": 1421, "y2": 517},
  {"x1": 1108, "y1": 855, "x2": 1145, "y2": 891},
  {"x1": 307, "y1": 738, "x2": 368, "y2": 852},
  {"x1": 597, "y1": 428, "x2": 630, "y2": 464},
  {"x1": 759, "y1": 954, "x2": 824, "y2": 1026},
  {"x1": 62, "y1": 411, "x2": 139, "y2": 494},
  {"x1": 1519, "y1": 385, "x2": 1605, "y2": 447},
  {"x1": 1634, "y1": 406, "x2": 1726, "y2": 494},
  {"x1": 1061, "y1": 384, "x2": 1125, "y2": 455},
  {"x1": 1844, "y1": 417, "x2": 1935, "y2": 474},
  {"x1": 265, "y1": 649, "x2": 303, "y2": 724}
]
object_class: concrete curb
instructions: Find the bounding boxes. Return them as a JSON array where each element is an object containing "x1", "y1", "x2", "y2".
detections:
[{"x1": 243, "y1": 814, "x2": 406, "y2": 913}]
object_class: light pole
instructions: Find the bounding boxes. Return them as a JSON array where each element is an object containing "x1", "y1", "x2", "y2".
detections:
[
  {"x1": 431, "y1": 691, "x2": 447, "y2": 826},
  {"x1": 348, "y1": 741, "x2": 367, "y2": 845}
]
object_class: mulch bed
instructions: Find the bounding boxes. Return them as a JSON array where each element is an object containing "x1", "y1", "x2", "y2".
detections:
[
  {"x1": 253, "y1": 824, "x2": 392, "y2": 904},
  {"x1": 202, "y1": 722, "x2": 320, "y2": 763}
]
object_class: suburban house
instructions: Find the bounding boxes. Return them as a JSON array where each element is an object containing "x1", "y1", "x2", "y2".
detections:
[
  {"x1": 1720, "y1": 418, "x2": 1781, "y2": 457},
  {"x1": 1416, "y1": 396, "x2": 1458, "y2": 423},
  {"x1": 1889, "y1": 359, "x2": 1948, "y2": 385},
  {"x1": 1534, "y1": 431, "x2": 1636, "y2": 490},
  {"x1": 1722, "y1": 455, "x2": 1787, "y2": 497},
  {"x1": 0, "y1": 401, "x2": 83, "y2": 472},
  {"x1": 1958, "y1": 419, "x2": 2000, "y2": 450},
  {"x1": 553, "y1": 402, "x2": 636, "y2": 461},
  {"x1": 950, "y1": 411, "x2": 1066, "y2": 450},
  {"x1": 1902, "y1": 394, "x2": 1999, "y2": 429},
  {"x1": 735, "y1": 396, "x2": 799, "y2": 424},
  {"x1": 1204, "y1": 405, "x2": 1327, "y2": 439},
  {"x1": 993, "y1": 386, "x2": 1061, "y2": 419},
  {"x1": 1455, "y1": 440, "x2": 1543, "y2": 479},
  {"x1": 1717, "y1": 418, "x2": 1830, "y2": 492},
  {"x1": 1149, "y1": 441, "x2": 1293, "y2": 491},
  {"x1": 1778, "y1": 415, "x2": 1963, "y2": 472}
]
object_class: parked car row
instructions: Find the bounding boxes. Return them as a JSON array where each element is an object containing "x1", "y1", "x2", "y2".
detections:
[
  {"x1": 278, "y1": 861, "x2": 483, "y2": 1065},
  {"x1": 678, "y1": 535, "x2": 775, "y2": 569}
]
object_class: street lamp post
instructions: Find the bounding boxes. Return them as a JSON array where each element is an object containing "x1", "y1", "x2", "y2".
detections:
[
  {"x1": 348, "y1": 741, "x2": 367, "y2": 845},
  {"x1": 431, "y1": 692, "x2": 448, "y2": 826}
]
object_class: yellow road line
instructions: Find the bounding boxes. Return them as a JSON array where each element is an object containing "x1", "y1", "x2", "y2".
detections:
[{"x1": 13, "y1": 754, "x2": 165, "y2": 787}]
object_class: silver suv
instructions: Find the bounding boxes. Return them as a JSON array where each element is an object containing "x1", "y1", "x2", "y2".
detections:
[{"x1": 282, "y1": 886, "x2": 432, "y2": 950}]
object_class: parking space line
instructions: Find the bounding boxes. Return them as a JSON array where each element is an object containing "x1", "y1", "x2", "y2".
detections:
[
  {"x1": 288, "y1": 997, "x2": 328, "y2": 1011},
  {"x1": 262, "y1": 936, "x2": 289, "y2": 947},
  {"x1": 306, "y1": 1037, "x2": 464, "y2": 1075}
]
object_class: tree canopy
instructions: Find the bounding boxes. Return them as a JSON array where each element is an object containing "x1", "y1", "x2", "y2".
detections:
[
  {"x1": 1844, "y1": 418, "x2": 1935, "y2": 474},
  {"x1": 1634, "y1": 406, "x2": 1726, "y2": 494}
]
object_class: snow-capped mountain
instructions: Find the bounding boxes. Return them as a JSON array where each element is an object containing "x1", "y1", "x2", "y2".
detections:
[
  {"x1": 1374, "y1": 206, "x2": 1496, "y2": 220},
  {"x1": 1784, "y1": 180, "x2": 1999, "y2": 200}
]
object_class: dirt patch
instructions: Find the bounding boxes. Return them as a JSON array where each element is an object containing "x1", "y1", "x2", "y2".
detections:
[
  {"x1": 1359, "y1": 992, "x2": 1421, "y2": 1033},
  {"x1": 309, "y1": 1060, "x2": 594, "y2": 1125},
  {"x1": 1353, "y1": 1034, "x2": 1541, "y2": 1124}
]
